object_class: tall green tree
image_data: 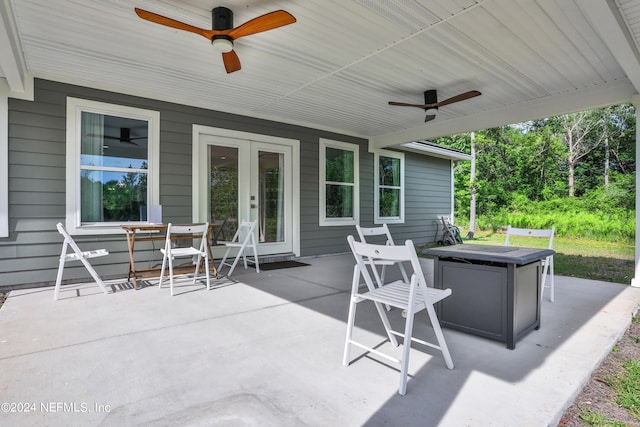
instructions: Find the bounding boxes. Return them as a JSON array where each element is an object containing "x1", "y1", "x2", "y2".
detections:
[
  {"x1": 511, "y1": 124, "x2": 567, "y2": 200},
  {"x1": 561, "y1": 110, "x2": 607, "y2": 197},
  {"x1": 528, "y1": 106, "x2": 635, "y2": 197},
  {"x1": 591, "y1": 104, "x2": 636, "y2": 186}
]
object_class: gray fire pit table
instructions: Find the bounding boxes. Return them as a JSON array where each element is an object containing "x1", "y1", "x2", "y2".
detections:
[{"x1": 421, "y1": 244, "x2": 555, "y2": 349}]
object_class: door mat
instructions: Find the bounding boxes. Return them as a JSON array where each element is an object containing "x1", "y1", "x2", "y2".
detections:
[{"x1": 258, "y1": 261, "x2": 310, "y2": 271}]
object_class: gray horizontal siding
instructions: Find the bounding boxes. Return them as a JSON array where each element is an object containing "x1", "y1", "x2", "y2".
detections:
[
  {"x1": 383, "y1": 153, "x2": 452, "y2": 247},
  {"x1": 300, "y1": 150, "x2": 453, "y2": 256},
  {"x1": 1, "y1": 78, "x2": 457, "y2": 289}
]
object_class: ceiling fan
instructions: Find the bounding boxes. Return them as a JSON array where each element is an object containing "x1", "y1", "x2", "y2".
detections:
[
  {"x1": 389, "y1": 90, "x2": 481, "y2": 122},
  {"x1": 98, "y1": 128, "x2": 146, "y2": 145},
  {"x1": 134, "y1": 7, "x2": 296, "y2": 74}
]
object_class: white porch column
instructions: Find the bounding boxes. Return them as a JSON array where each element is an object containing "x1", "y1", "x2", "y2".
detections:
[
  {"x1": 633, "y1": 96, "x2": 640, "y2": 287},
  {"x1": 450, "y1": 160, "x2": 457, "y2": 223},
  {"x1": 0, "y1": 86, "x2": 8, "y2": 238}
]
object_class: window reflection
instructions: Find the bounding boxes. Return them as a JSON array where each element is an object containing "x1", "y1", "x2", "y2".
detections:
[
  {"x1": 209, "y1": 145, "x2": 239, "y2": 242},
  {"x1": 79, "y1": 113, "x2": 149, "y2": 223}
]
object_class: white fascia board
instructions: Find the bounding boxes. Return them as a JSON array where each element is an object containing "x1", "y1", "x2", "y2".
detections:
[{"x1": 399, "y1": 142, "x2": 471, "y2": 161}]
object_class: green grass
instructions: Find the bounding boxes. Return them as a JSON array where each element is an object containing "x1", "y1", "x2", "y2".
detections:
[
  {"x1": 612, "y1": 359, "x2": 640, "y2": 420},
  {"x1": 459, "y1": 230, "x2": 635, "y2": 284},
  {"x1": 579, "y1": 408, "x2": 626, "y2": 426},
  {"x1": 577, "y1": 318, "x2": 640, "y2": 426},
  {"x1": 582, "y1": 357, "x2": 640, "y2": 426}
]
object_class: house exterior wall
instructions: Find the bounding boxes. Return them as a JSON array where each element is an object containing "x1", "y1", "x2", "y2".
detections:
[{"x1": 0, "y1": 79, "x2": 453, "y2": 288}]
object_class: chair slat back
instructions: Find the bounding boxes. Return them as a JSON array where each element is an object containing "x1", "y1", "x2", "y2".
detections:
[
  {"x1": 348, "y1": 235, "x2": 427, "y2": 292},
  {"x1": 57, "y1": 222, "x2": 90, "y2": 258},
  {"x1": 356, "y1": 224, "x2": 395, "y2": 245},
  {"x1": 226, "y1": 220, "x2": 257, "y2": 246},
  {"x1": 505, "y1": 225, "x2": 555, "y2": 249},
  {"x1": 165, "y1": 223, "x2": 209, "y2": 252},
  {"x1": 237, "y1": 220, "x2": 257, "y2": 242},
  {"x1": 169, "y1": 223, "x2": 208, "y2": 235}
]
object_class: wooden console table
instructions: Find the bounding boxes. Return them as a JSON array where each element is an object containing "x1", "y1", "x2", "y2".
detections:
[
  {"x1": 122, "y1": 224, "x2": 218, "y2": 289},
  {"x1": 422, "y1": 244, "x2": 554, "y2": 349}
]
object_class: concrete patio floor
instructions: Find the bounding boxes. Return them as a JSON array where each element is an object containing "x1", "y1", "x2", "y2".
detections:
[{"x1": 1, "y1": 254, "x2": 639, "y2": 427}]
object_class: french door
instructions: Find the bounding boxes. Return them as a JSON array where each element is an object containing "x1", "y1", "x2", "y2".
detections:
[{"x1": 201, "y1": 135, "x2": 294, "y2": 256}]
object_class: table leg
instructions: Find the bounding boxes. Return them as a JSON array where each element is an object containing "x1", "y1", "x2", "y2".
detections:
[
  {"x1": 206, "y1": 225, "x2": 219, "y2": 279},
  {"x1": 506, "y1": 263, "x2": 516, "y2": 349},
  {"x1": 124, "y1": 229, "x2": 139, "y2": 290}
]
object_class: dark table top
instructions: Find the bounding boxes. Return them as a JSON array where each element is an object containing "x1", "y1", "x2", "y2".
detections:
[{"x1": 421, "y1": 244, "x2": 555, "y2": 265}]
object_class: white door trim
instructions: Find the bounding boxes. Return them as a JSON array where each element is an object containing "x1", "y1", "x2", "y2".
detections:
[{"x1": 192, "y1": 125, "x2": 301, "y2": 256}]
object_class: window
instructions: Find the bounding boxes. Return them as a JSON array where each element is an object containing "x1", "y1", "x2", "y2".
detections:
[
  {"x1": 66, "y1": 98, "x2": 159, "y2": 234},
  {"x1": 375, "y1": 150, "x2": 404, "y2": 224},
  {"x1": 319, "y1": 139, "x2": 359, "y2": 226}
]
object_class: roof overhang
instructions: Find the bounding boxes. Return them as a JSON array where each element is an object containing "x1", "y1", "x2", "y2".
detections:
[
  {"x1": 2, "y1": 0, "x2": 640, "y2": 142},
  {"x1": 396, "y1": 141, "x2": 472, "y2": 161},
  {"x1": 0, "y1": 0, "x2": 26, "y2": 94}
]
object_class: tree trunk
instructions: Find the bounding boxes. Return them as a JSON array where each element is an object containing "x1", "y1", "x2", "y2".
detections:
[
  {"x1": 604, "y1": 136, "x2": 609, "y2": 187},
  {"x1": 565, "y1": 118, "x2": 576, "y2": 197},
  {"x1": 568, "y1": 162, "x2": 575, "y2": 197},
  {"x1": 562, "y1": 111, "x2": 606, "y2": 197}
]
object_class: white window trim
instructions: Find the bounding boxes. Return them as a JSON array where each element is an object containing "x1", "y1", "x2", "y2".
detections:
[
  {"x1": 374, "y1": 149, "x2": 405, "y2": 224},
  {"x1": 0, "y1": 91, "x2": 8, "y2": 238},
  {"x1": 65, "y1": 97, "x2": 160, "y2": 235},
  {"x1": 319, "y1": 138, "x2": 359, "y2": 226}
]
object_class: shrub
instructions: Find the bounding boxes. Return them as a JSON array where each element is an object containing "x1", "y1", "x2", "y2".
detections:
[{"x1": 468, "y1": 195, "x2": 635, "y2": 243}]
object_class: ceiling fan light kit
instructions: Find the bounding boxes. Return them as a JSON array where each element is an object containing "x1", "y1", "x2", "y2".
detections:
[{"x1": 212, "y1": 36, "x2": 233, "y2": 53}]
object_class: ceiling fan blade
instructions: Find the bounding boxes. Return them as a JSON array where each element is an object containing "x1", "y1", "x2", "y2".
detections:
[
  {"x1": 424, "y1": 114, "x2": 436, "y2": 122},
  {"x1": 98, "y1": 135, "x2": 138, "y2": 145},
  {"x1": 436, "y1": 90, "x2": 481, "y2": 107},
  {"x1": 228, "y1": 10, "x2": 296, "y2": 39},
  {"x1": 388, "y1": 101, "x2": 430, "y2": 108},
  {"x1": 135, "y1": 8, "x2": 215, "y2": 40},
  {"x1": 222, "y1": 50, "x2": 241, "y2": 73}
]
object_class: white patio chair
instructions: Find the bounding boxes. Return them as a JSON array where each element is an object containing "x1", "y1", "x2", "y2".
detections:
[
  {"x1": 218, "y1": 220, "x2": 260, "y2": 276},
  {"x1": 505, "y1": 225, "x2": 556, "y2": 302},
  {"x1": 54, "y1": 222, "x2": 109, "y2": 301},
  {"x1": 356, "y1": 224, "x2": 410, "y2": 284},
  {"x1": 344, "y1": 235, "x2": 454, "y2": 396},
  {"x1": 159, "y1": 223, "x2": 211, "y2": 296}
]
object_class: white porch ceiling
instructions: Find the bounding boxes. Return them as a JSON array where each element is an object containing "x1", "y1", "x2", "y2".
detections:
[{"x1": 1, "y1": 0, "x2": 640, "y2": 146}]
